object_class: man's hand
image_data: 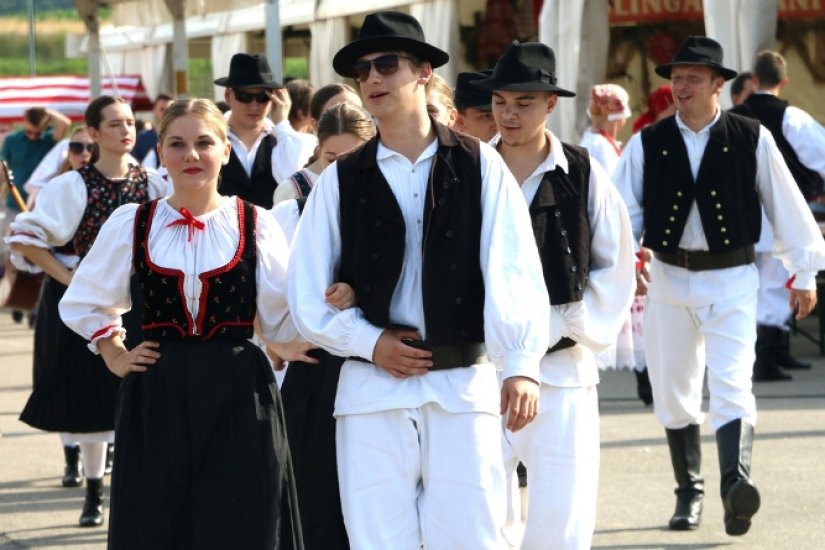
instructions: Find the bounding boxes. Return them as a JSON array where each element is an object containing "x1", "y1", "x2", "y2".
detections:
[
  {"x1": 269, "y1": 88, "x2": 292, "y2": 125},
  {"x1": 500, "y1": 376, "x2": 539, "y2": 432},
  {"x1": 789, "y1": 288, "x2": 817, "y2": 319},
  {"x1": 371, "y1": 329, "x2": 432, "y2": 378}
]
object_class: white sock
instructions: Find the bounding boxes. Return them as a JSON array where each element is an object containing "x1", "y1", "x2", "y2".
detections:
[{"x1": 79, "y1": 442, "x2": 107, "y2": 480}]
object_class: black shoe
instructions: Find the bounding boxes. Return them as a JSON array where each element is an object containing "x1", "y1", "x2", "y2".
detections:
[
  {"x1": 775, "y1": 330, "x2": 812, "y2": 370},
  {"x1": 27, "y1": 312, "x2": 36, "y2": 329},
  {"x1": 753, "y1": 325, "x2": 792, "y2": 381},
  {"x1": 635, "y1": 368, "x2": 653, "y2": 406},
  {"x1": 666, "y1": 425, "x2": 704, "y2": 530},
  {"x1": 11, "y1": 310, "x2": 23, "y2": 323},
  {"x1": 104, "y1": 443, "x2": 114, "y2": 475},
  {"x1": 62, "y1": 445, "x2": 82, "y2": 488},
  {"x1": 79, "y1": 478, "x2": 104, "y2": 527},
  {"x1": 717, "y1": 419, "x2": 761, "y2": 536}
]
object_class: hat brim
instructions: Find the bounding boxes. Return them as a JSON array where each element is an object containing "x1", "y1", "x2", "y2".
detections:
[
  {"x1": 471, "y1": 77, "x2": 576, "y2": 98},
  {"x1": 654, "y1": 62, "x2": 737, "y2": 81},
  {"x1": 213, "y1": 77, "x2": 282, "y2": 89},
  {"x1": 333, "y1": 37, "x2": 449, "y2": 77}
]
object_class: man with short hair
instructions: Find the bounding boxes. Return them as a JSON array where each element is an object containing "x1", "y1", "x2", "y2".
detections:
[
  {"x1": 729, "y1": 71, "x2": 753, "y2": 106},
  {"x1": 214, "y1": 53, "x2": 314, "y2": 208},
  {"x1": 475, "y1": 40, "x2": 635, "y2": 549},
  {"x1": 731, "y1": 50, "x2": 825, "y2": 381},
  {"x1": 287, "y1": 11, "x2": 550, "y2": 549},
  {"x1": 453, "y1": 70, "x2": 498, "y2": 142},
  {"x1": 132, "y1": 93, "x2": 173, "y2": 164},
  {"x1": 615, "y1": 36, "x2": 825, "y2": 536}
]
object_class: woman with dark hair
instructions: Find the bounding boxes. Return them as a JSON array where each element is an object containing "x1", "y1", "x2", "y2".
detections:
[{"x1": 6, "y1": 96, "x2": 167, "y2": 527}]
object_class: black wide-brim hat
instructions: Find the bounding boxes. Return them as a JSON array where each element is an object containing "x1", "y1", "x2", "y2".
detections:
[
  {"x1": 655, "y1": 36, "x2": 737, "y2": 81},
  {"x1": 472, "y1": 41, "x2": 575, "y2": 97},
  {"x1": 214, "y1": 53, "x2": 282, "y2": 89},
  {"x1": 333, "y1": 11, "x2": 449, "y2": 78},
  {"x1": 454, "y1": 70, "x2": 494, "y2": 110}
]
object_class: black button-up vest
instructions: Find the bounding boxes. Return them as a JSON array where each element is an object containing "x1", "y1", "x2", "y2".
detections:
[
  {"x1": 530, "y1": 143, "x2": 591, "y2": 305},
  {"x1": 219, "y1": 133, "x2": 278, "y2": 208},
  {"x1": 731, "y1": 94, "x2": 824, "y2": 201},
  {"x1": 641, "y1": 112, "x2": 761, "y2": 254},
  {"x1": 336, "y1": 123, "x2": 485, "y2": 346}
]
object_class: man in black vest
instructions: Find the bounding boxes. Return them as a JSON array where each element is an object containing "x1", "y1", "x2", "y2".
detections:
[
  {"x1": 286, "y1": 11, "x2": 550, "y2": 549},
  {"x1": 730, "y1": 50, "x2": 825, "y2": 381},
  {"x1": 474, "y1": 41, "x2": 635, "y2": 549},
  {"x1": 615, "y1": 36, "x2": 825, "y2": 537},
  {"x1": 214, "y1": 53, "x2": 315, "y2": 208}
]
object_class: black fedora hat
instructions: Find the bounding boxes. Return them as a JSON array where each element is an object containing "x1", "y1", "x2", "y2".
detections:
[
  {"x1": 333, "y1": 11, "x2": 449, "y2": 78},
  {"x1": 472, "y1": 41, "x2": 575, "y2": 97},
  {"x1": 454, "y1": 70, "x2": 494, "y2": 110},
  {"x1": 214, "y1": 53, "x2": 282, "y2": 89},
  {"x1": 655, "y1": 36, "x2": 737, "y2": 81}
]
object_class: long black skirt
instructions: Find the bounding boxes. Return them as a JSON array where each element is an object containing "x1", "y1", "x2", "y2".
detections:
[
  {"x1": 280, "y1": 349, "x2": 349, "y2": 550},
  {"x1": 108, "y1": 339, "x2": 302, "y2": 550},
  {"x1": 19, "y1": 276, "x2": 139, "y2": 433}
]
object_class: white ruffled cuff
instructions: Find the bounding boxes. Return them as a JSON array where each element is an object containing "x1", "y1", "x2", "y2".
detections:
[{"x1": 87, "y1": 325, "x2": 126, "y2": 355}]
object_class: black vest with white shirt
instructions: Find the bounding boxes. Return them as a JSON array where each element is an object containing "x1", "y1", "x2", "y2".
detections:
[{"x1": 219, "y1": 133, "x2": 278, "y2": 208}]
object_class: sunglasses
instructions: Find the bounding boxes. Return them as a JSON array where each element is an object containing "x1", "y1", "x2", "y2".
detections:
[
  {"x1": 233, "y1": 89, "x2": 272, "y2": 104},
  {"x1": 68, "y1": 142, "x2": 95, "y2": 154},
  {"x1": 352, "y1": 55, "x2": 415, "y2": 82}
]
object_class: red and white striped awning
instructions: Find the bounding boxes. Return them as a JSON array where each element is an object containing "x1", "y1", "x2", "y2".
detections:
[{"x1": 0, "y1": 74, "x2": 152, "y2": 124}]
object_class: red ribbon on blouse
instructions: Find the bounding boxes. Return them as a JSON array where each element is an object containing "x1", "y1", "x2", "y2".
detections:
[{"x1": 167, "y1": 207, "x2": 205, "y2": 242}]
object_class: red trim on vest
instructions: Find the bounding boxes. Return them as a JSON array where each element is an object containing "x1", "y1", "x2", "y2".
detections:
[{"x1": 203, "y1": 320, "x2": 255, "y2": 340}]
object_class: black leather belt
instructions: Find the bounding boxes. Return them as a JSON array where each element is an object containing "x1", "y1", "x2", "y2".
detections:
[
  {"x1": 548, "y1": 337, "x2": 576, "y2": 353},
  {"x1": 349, "y1": 341, "x2": 488, "y2": 371},
  {"x1": 654, "y1": 246, "x2": 755, "y2": 271}
]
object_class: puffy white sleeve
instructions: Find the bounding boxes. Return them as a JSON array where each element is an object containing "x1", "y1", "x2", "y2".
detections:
[
  {"x1": 254, "y1": 205, "x2": 301, "y2": 343},
  {"x1": 270, "y1": 121, "x2": 316, "y2": 183},
  {"x1": 23, "y1": 140, "x2": 69, "y2": 195},
  {"x1": 145, "y1": 168, "x2": 172, "y2": 199},
  {"x1": 613, "y1": 132, "x2": 646, "y2": 244},
  {"x1": 6, "y1": 171, "x2": 87, "y2": 251},
  {"x1": 59, "y1": 204, "x2": 138, "y2": 352},
  {"x1": 270, "y1": 199, "x2": 300, "y2": 244},
  {"x1": 477, "y1": 143, "x2": 550, "y2": 382}
]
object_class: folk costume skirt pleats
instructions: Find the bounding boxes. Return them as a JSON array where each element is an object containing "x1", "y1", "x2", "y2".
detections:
[{"x1": 108, "y1": 339, "x2": 302, "y2": 550}]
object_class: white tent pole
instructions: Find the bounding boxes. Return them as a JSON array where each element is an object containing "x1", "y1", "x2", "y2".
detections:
[{"x1": 265, "y1": 0, "x2": 283, "y2": 82}]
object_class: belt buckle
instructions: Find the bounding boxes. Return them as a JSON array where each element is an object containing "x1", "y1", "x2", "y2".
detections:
[{"x1": 678, "y1": 248, "x2": 690, "y2": 269}]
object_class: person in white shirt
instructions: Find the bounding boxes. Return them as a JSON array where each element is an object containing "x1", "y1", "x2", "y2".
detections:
[
  {"x1": 730, "y1": 50, "x2": 825, "y2": 381},
  {"x1": 579, "y1": 83, "x2": 631, "y2": 178},
  {"x1": 215, "y1": 53, "x2": 315, "y2": 208},
  {"x1": 287, "y1": 11, "x2": 549, "y2": 549},
  {"x1": 614, "y1": 36, "x2": 825, "y2": 537},
  {"x1": 59, "y1": 98, "x2": 302, "y2": 549},
  {"x1": 475, "y1": 41, "x2": 635, "y2": 550}
]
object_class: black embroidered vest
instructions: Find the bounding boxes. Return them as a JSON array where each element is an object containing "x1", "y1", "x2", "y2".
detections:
[
  {"x1": 530, "y1": 143, "x2": 591, "y2": 305},
  {"x1": 731, "y1": 94, "x2": 824, "y2": 201},
  {"x1": 641, "y1": 112, "x2": 761, "y2": 254},
  {"x1": 73, "y1": 164, "x2": 150, "y2": 258},
  {"x1": 219, "y1": 133, "x2": 279, "y2": 208},
  {"x1": 336, "y1": 122, "x2": 485, "y2": 346},
  {"x1": 132, "y1": 198, "x2": 257, "y2": 341}
]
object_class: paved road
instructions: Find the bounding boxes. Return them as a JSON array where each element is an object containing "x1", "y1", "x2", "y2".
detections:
[{"x1": 1, "y1": 308, "x2": 824, "y2": 549}]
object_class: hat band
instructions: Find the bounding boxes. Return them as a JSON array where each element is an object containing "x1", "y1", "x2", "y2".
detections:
[{"x1": 537, "y1": 69, "x2": 557, "y2": 85}]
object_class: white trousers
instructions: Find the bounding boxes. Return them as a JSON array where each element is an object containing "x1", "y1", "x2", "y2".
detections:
[
  {"x1": 336, "y1": 404, "x2": 506, "y2": 550},
  {"x1": 502, "y1": 385, "x2": 600, "y2": 550},
  {"x1": 644, "y1": 294, "x2": 758, "y2": 432},
  {"x1": 755, "y1": 252, "x2": 792, "y2": 328}
]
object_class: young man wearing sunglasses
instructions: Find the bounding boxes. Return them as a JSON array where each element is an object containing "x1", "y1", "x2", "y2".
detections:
[
  {"x1": 474, "y1": 41, "x2": 635, "y2": 549},
  {"x1": 287, "y1": 11, "x2": 550, "y2": 549},
  {"x1": 214, "y1": 53, "x2": 314, "y2": 208}
]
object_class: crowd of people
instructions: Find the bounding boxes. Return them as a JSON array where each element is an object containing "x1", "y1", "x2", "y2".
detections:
[{"x1": 2, "y1": 8, "x2": 825, "y2": 550}]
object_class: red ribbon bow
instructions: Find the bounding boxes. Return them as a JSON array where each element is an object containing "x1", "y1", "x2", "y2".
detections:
[{"x1": 167, "y1": 207, "x2": 205, "y2": 242}]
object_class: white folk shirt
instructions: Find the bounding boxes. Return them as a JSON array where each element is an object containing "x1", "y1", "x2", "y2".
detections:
[
  {"x1": 615, "y1": 110, "x2": 825, "y2": 307},
  {"x1": 579, "y1": 129, "x2": 622, "y2": 178},
  {"x1": 287, "y1": 137, "x2": 550, "y2": 417},
  {"x1": 492, "y1": 130, "x2": 635, "y2": 387},
  {"x1": 59, "y1": 196, "x2": 298, "y2": 351},
  {"x1": 227, "y1": 118, "x2": 316, "y2": 184},
  {"x1": 6, "y1": 167, "x2": 168, "y2": 272}
]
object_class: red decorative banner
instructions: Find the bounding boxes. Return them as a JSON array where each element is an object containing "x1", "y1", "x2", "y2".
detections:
[{"x1": 608, "y1": 0, "x2": 825, "y2": 24}]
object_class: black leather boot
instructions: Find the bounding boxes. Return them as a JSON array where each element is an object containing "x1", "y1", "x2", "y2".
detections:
[
  {"x1": 635, "y1": 368, "x2": 653, "y2": 406},
  {"x1": 753, "y1": 325, "x2": 792, "y2": 381},
  {"x1": 516, "y1": 461, "x2": 528, "y2": 488},
  {"x1": 104, "y1": 443, "x2": 114, "y2": 475},
  {"x1": 665, "y1": 425, "x2": 703, "y2": 530},
  {"x1": 62, "y1": 445, "x2": 82, "y2": 488},
  {"x1": 775, "y1": 329, "x2": 811, "y2": 370},
  {"x1": 79, "y1": 478, "x2": 104, "y2": 527},
  {"x1": 717, "y1": 419, "x2": 760, "y2": 536}
]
